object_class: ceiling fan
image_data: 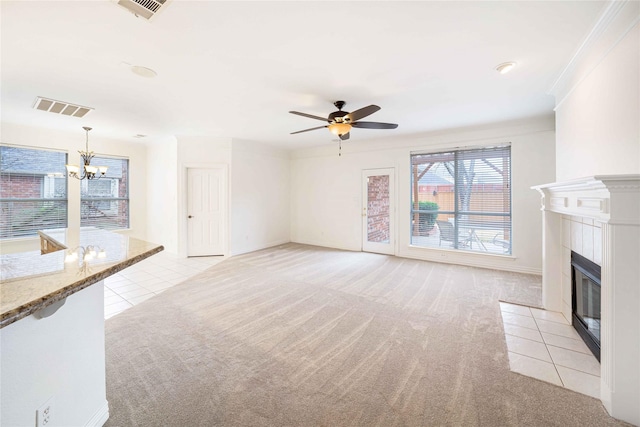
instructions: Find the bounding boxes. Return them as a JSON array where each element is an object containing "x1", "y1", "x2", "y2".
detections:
[{"x1": 289, "y1": 101, "x2": 398, "y2": 141}]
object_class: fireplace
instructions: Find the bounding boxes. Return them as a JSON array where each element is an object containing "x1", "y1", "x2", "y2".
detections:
[
  {"x1": 571, "y1": 251, "x2": 601, "y2": 361},
  {"x1": 532, "y1": 175, "x2": 640, "y2": 425}
]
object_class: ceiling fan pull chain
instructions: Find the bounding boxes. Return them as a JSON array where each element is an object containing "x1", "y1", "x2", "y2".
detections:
[{"x1": 339, "y1": 139, "x2": 342, "y2": 156}]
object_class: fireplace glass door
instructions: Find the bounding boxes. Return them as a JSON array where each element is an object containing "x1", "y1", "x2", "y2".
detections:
[{"x1": 571, "y1": 251, "x2": 601, "y2": 361}]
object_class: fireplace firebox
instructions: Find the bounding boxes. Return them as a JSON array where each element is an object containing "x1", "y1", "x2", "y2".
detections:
[{"x1": 571, "y1": 251, "x2": 601, "y2": 362}]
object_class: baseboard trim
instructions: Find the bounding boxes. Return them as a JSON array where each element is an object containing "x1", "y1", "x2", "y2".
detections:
[
  {"x1": 85, "y1": 400, "x2": 109, "y2": 427},
  {"x1": 290, "y1": 240, "x2": 542, "y2": 275},
  {"x1": 230, "y1": 239, "x2": 291, "y2": 257},
  {"x1": 290, "y1": 238, "x2": 361, "y2": 253},
  {"x1": 398, "y1": 248, "x2": 542, "y2": 275}
]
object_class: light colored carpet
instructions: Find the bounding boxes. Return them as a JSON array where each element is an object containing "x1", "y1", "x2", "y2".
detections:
[{"x1": 104, "y1": 243, "x2": 624, "y2": 426}]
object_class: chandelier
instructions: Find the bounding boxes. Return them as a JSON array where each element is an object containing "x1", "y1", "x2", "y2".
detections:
[
  {"x1": 65, "y1": 126, "x2": 108, "y2": 180},
  {"x1": 64, "y1": 245, "x2": 106, "y2": 264},
  {"x1": 65, "y1": 245, "x2": 107, "y2": 275}
]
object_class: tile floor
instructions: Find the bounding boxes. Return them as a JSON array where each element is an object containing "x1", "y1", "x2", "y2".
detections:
[
  {"x1": 104, "y1": 251, "x2": 225, "y2": 319},
  {"x1": 500, "y1": 302, "x2": 601, "y2": 399}
]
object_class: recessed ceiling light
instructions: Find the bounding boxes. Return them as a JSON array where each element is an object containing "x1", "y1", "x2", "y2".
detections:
[
  {"x1": 130, "y1": 65, "x2": 157, "y2": 78},
  {"x1": 496, "y1": 62, "x2": 517, "y2": 74}
]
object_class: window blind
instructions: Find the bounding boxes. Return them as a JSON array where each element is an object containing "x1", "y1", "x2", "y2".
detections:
[
  {"x1": 410, "y1": 146, "x2": 511, "y2": 254},
  {"x1": 0, "y1": 146, "x2": 68, "y2": 239},
  {"x1": 80, "y1": 156, "x2": 129, "y2": 230}
]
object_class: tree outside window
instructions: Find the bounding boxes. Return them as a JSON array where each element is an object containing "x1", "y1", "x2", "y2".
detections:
[{"x1": 410, "y1": 146, "x2": 511, "y2": 254}]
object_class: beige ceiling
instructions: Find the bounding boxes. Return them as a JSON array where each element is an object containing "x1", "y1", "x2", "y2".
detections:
[{"x1": 0, "y1": 1, "x2": 605, "y2": 149}]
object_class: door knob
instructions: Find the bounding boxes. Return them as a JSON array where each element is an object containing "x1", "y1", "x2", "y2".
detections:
[{"x1": 188, "y1": 215, "x2": 193, "y2": 218}]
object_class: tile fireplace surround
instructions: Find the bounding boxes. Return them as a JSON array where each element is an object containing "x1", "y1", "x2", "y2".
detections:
[{"x1": 533, "y1": 175, "x2": 640, "y2": 426}]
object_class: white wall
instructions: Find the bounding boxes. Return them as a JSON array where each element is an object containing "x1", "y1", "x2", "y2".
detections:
[
  {"x1": 146, "y1": 136, "x2": 179, "y2": 252},
  {"x1": 146, "y1": 136, "x2": 291, "y2": 258},
  {"x1": 146, "y1": 135, "x2": 232, "y2": 255},
  {"x1": 291, "y1": 145, "x2": 390, "y2": 251},
  {"x1": 291, "y1": 117, "x2": 556, "y2": 274},
  {"x1": 0, "y1": 123, "x2": 148, "y2": 240},
  {"x1": 1, "y1": 283, "x2": 108, "y2": 427},
  {"x1": 553, "y1": 3, "x2": 639, "y2": 181},
  {"x1": 230, "y1": 139, "x2": 290, "y2": 256}
]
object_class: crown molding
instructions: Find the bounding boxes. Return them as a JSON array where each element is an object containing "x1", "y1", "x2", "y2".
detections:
[{"x1": 548, "y1": 1, "x2": 639, "y2": 107}]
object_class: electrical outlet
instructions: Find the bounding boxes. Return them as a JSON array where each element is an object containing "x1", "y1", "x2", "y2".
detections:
[{"x1": 36, "y1": 397, "x2": 53, "y2": 427}]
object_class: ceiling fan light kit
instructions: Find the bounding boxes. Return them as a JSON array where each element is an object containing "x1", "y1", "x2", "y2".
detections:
[
  {"x1": 329, "y1": 122, "x2": 352, "y2": 137},
  {"x1": 290, "y1": 100, "x2": 398, "y2": 145}
]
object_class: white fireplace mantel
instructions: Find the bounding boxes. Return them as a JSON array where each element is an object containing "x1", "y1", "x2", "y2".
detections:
[
  {"x1": 532, "y1": 175, "x2": 640, "y2": 426},
  {"x1": 532, "y1": 174, "x2": 640, "y2": 225}
]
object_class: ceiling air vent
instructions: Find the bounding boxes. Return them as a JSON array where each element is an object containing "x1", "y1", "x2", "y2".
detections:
[
  {"x1": 33, "y1": 97, "x2": 93, "y2": 118},
  {"x1": 115, "y1": 0, "x2": 171, "y2": 21}
]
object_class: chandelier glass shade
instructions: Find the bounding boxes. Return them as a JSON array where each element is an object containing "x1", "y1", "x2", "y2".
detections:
[{"x1": 65, "y1": 127, "x2": 108, "y2": 180}]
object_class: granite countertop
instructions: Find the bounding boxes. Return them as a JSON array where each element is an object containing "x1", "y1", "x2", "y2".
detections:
[{"x1": 0, "y1": 227, "x2": 163, "y2": 328}]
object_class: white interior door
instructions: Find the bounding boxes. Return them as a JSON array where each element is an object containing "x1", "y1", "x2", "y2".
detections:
[
  {"x1": 187, "y1": 167, "x2": 226, "y2": 256},
  {"x1": 362, "y1": 168, "x2": 395, "y2": 255}
]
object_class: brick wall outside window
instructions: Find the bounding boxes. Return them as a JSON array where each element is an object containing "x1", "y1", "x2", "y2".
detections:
[{"x1": 367, "y1": 175, "x2": 390, "y2": 243}]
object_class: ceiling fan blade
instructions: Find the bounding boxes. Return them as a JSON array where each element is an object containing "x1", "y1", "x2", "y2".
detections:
[
  {"x1": 290, "y1": 125, "x2": 328, "y2": 135},
  {"x1": 339, "y1": 132, "x2": 350, "y2": 141},
  {"x1": 351, "y1": 121, "x2": 398, "y2": 130},
  {"x1": 289, "y1": 111, "x2": 328, "y2": 122},
  {"x1": 345, "y1": 105, "x2": 380, "y2": 122}
]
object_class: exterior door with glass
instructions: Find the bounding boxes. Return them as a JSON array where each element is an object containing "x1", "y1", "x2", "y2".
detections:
[{"x1": 362, "y1": 168, "x2": 395, "y2": 255}]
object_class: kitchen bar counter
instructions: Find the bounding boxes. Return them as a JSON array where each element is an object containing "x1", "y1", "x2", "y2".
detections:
[
  {"x1": 0, "y1": 227, "x2": 163, "y2": 426},
  {"x1": 0, "y1": 227, "x2": 163, "y2": 328}
]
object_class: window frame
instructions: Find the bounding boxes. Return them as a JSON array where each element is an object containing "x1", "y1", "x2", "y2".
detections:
[
  {"x1": 79, "y1": 155, "x2": 130, "y2": 230},
  {"x1": 0, "y1": 145, "x2": 69, "y2": 239},
  {"x1": 410, "y1": 145, "x2": 512, "y2": 255}
]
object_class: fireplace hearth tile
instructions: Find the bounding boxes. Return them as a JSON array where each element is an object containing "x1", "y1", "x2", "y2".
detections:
[
  {"x1": 556, "y1": 366, "x2": 600, "y2": 399},
  {"x1": 547, "y1": 345, "x2": 600, "y2": 377},
  {"x1": 530, "y1": 308, "x2": 570, "y2": 325},
  {"x1": 501, "y1": 312, "x2": 538, "y2": 330},
  {"x1": 503, "y1": 323, "x2": 543, "y2": 342},
  {"x1": 541, "y1": 333, "x2": 591, "y2": 355},
  {"x1": 507, "y1": 352, "x2": 562, "y2": 386},
  {"x1": 499, "y1": 302, "x2": 532, "y2": 316},
  {"x1": 505, "y1": 335, "x2": 552, "y2": 363},
  {"x1": 534, "y1": 318, "x2": 581, "y2": 339},
  {"x1": 500, "y1": 302, "x2": 602, "y2": 398}
]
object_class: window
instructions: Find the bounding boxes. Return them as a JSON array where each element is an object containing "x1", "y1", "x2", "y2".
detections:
[
  {"x1": 410, "y1": 146, "x2": 511, "y2": 254},
  {"x1": 0, "y1": 146, "x2": 68, "y2": 239},
  {"x1": 80, "y1": 156, "x2": 129, "y2": 229}
]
